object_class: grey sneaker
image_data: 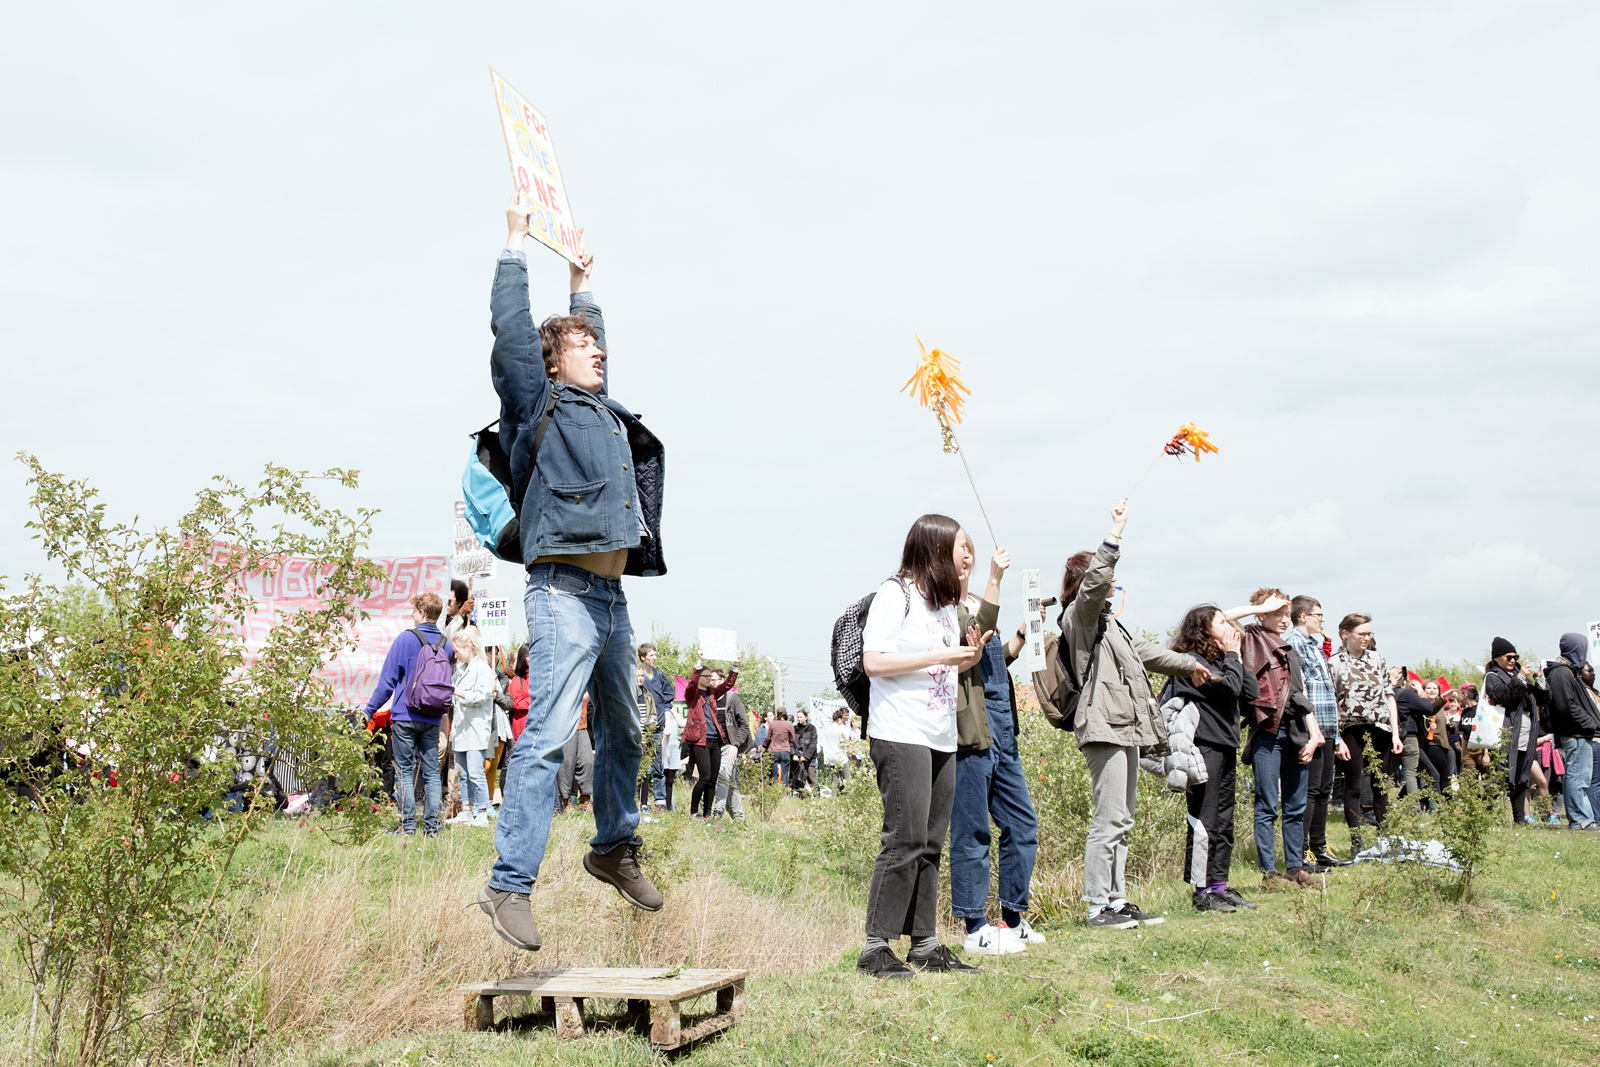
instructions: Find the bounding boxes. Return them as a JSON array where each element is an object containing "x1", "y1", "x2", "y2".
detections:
[
  {"x1": 477, "y1": 884, "x2": 541, "y2": 950},
  {"x1": 583, "y1": 843, "x2": 665, "y2": 912}
]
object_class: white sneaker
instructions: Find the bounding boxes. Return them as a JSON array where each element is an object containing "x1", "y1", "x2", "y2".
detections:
[
  {"x1": 487, "y1": 806, "x2": 498, "y2": 821},
  {"x1": 1008, "y1": 918, "x2": 1047, "y2": 945},
  {"x1": 964, "y1": 923, "x2": 1025, "y2": 955},
  {"x1": 445, "y1": 810, "x2": 473, "y2": 826},
  {"x1": 469, "y1": 811, "x2": 491, "y2": 828}
]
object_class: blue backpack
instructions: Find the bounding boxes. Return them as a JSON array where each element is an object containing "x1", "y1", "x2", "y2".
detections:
[{"x1": 462, "y1": 405, "x2": 555, "y2": 565}]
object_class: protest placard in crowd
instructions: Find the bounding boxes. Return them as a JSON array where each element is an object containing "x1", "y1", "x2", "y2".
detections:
[
  {"x1": 698, "y1": 627, "x2": 739, "y2": 661},
  {"x1": 452, "y1": 500, "x2": 496, "y2": 581},
  {"x1": 1023, "y1": 569, "x2": 1046, "y2": 673},
  {"x1": 489, "y1": 67, "x2": 582, "y2": 266},
  {"x1": 479, "y1": 595, "x2": 510, "y2": 648}
]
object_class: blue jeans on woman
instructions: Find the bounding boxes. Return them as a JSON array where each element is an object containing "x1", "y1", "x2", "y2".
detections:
[
  {"x1": 948, "y1": 634, "x2": 1039, "y2": 922},
  {"x1": 455, "y1": 748, "x2": 490, "y2": 811},
  {"x1": 489, "y1": 564, "x2": 643, "y2": 895},
  {"x1": 772, "y1": 750, "x2": 792, "y2": 787},
  {"x1": 1249, "y1": 717, "x2": 1309, "y2": 873}
]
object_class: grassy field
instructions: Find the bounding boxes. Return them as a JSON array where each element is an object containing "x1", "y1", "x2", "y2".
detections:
[{"x1": 4, "y1": 774, "x2": 1597, "y2": 1066}]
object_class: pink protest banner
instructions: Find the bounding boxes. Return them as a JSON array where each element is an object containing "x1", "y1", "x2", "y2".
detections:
[
  {"x1": 489, "y1": 67, "x2": 582, "y2": 266},
  {"x1": 237, "y1": 554, "x2": 451, "y2": 707}
]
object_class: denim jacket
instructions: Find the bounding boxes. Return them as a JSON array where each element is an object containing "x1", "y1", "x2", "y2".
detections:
[{"x1": 489, "y1": 253, "x2": 666, "y2": 576}]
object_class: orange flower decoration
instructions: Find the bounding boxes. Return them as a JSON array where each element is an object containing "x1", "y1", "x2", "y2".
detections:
[
  {"x1": 903, "y1": 333, "x2": 971, "y2": 453},
  {"x1": 1162, "y1": 421, "x2": 1219, "y2": 463}
]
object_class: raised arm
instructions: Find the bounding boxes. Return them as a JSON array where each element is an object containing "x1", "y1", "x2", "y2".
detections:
[
  {"x1": 1070, "y1": 500, "x2": 1129, "y2": 631},
  {"x1": 491, "y1": 199, "x2": 553, "y2": 428}
]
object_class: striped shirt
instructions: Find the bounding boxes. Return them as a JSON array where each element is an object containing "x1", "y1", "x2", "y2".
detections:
[{"x1": 1285, "y1": 627, "x2": 1337, "y2": 733}]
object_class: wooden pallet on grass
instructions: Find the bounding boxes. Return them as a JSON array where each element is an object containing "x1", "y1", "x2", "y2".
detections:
[{"x1": 462, "y1": 967, "x2": 747, "y2": 1050}]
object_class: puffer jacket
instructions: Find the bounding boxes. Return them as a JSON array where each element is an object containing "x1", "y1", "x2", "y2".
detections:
[
  {"x1": 1063, "y1": 541, "x2": 1203, "y2": 749},
  {"x1": 1140, "y1": 696, "x2": 1208, "y2": 792}
]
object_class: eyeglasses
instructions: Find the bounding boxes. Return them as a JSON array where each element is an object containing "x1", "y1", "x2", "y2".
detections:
[{"x1": 1304, "y1": 613, "x2": 1324, "y2": 620}]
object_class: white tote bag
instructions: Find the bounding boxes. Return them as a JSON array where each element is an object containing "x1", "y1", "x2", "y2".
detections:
[{"x1": 1468, "y1": 692, "x2": 1503, "y2": 750}]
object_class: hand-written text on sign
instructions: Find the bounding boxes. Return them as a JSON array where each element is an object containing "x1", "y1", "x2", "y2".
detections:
[
  {"x1": 489, "y1": 68, "x2": 582, "y2": 266},
  {"x1": 1023, "y1": 569, "x2": 1046, "y2": 674}
]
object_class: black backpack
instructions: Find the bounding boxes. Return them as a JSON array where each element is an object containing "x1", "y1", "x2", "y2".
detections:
[
  {"x1": 830, "y1": 578, "x2": 911, "y2": 735},
  {"x1": 1036, "y1": 606, "x2": 1110, "y2": 732}
]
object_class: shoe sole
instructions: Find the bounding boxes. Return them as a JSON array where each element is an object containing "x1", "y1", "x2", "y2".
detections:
[
  {"x1": 1137, "y1": 917, "x2": 1165, "y2": 926},
  {"x1": 475, "y1": 885, "x2": 542, "y2": 951},
  {"x1": 583, "y1": 852, "x2": 665, "y2": 913},
  {"x1": 1090, "y1": 918, "x2": 1140, "y2": 930},
  {"x1": 857, "y1": 967, "x2": 915, "y2": 980}
]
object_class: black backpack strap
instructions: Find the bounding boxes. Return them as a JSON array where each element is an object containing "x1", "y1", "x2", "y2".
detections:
[
  {"x1": 530, "y1": 387, "x2": 559, "y2": 468},
  {"x1": 409, "y1": 627, "x2": 445, "y2": 650},
  {"x1": 1059, "y1": 606, "x2": 1110, "y2": 691}
]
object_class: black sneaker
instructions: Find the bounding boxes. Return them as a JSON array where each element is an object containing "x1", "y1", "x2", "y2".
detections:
[
  {"x1": 1192, "y1": 889, "x2": 1235, "y2": 913},
  {"x1": 1313, "y1": 850, "x2": 1353, "y2": 868},
  {"x1": 856, "y1": 946, "x2": 915, "y2": 979},
  {"x1": 1219, "y1": 887, "x2": 1258, "y2": 910},
  {"x1": 1087, "y1": 908, "x2": 1140, "y2": 930},
  {"x1": 907, "y1": 945, "x2": 980, "y2": 973},
  {"x1": 1115, "y1": 902, "x2": 1164, "y2": 927}
]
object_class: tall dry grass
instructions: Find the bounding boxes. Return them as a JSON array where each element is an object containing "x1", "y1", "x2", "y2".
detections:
[{"x1": 242, "y1": 818, "x2": 859, "y2": 1051}]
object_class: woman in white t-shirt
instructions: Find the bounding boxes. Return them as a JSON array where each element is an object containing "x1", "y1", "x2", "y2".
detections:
[{"x1": 856, "y1": 513, "x2": 989, "y2": 979}]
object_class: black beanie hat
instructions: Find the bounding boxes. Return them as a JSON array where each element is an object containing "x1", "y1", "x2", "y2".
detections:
[{"x1": 1491, "y1": 636, "x2": 1517, "y2": 659}]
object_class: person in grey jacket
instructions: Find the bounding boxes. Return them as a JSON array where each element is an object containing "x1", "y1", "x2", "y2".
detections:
[
  {"x1": 713, "y1": 688, "x2": 751, "y2": 820},
  {"x1": 1059, "y1": 499, "x2": 1211, "y2": 930}
]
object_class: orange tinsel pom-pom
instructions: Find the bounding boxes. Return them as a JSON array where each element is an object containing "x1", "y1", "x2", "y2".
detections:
[
  {"x1": 903, "y1": 334, "x2": 971, "y2": 452},
  {"x1": 1162, "y1": 421, "x2": 1219, "y2": 462}
]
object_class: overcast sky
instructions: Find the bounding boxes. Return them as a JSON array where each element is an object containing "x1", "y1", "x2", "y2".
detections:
[{"x1": 4, "y1": 2, "x2": 1598, "y2": 697}]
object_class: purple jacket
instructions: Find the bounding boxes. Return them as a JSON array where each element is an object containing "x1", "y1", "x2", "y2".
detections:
[{"x1": 363, "y1": 624, "x2": 454, "y2": 724}]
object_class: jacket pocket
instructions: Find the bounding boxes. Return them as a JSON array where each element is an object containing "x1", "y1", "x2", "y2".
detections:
[{"x1": 542, "y1": 479, "x2": 609, "y2": 544}]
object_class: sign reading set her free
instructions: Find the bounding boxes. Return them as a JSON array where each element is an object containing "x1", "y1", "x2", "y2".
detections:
[{"x1": 489, "y1": 67, "x2": 583, "y2": 267}]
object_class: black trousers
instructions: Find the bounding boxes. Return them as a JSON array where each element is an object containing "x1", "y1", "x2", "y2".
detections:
[
  {"x1": 1184, "y1": 742, "x2": 1236, "y2": 888},
  {"x1": 1511, "y1": 744, "x2": 1537, "y2": 822},
  {"x1": 1341, "y1": 724, "x2": 1398, "y2": 830},
  {"x1": 865, "y1": 738, "x2": 956, "y2": 940},
  {"x1": 691, "y1": 739, "x2": 721, "y2": 817},
  {"x1": 1306, "y1": 736, "x2": 1338, "y2": 853}
]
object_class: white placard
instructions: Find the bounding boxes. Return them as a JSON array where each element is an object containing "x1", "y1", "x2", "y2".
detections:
[
  {"x1": 452, "y1": 500, "x2": 497, "y2": 580},
  {"x1": 698, "y1": 627, "x2": 739, "y2": 662},
  {"x1": 1022, "y1": 569, "x2": 1046, "y2": 673},
  {"x1": 478, "y1": 597, "x2": 511, "y2": 649},
  {"x1": 489, "y1": 69, "x2": 583, "y2": 267},
  {"x1": 1588, "y1": 621, "x2": 1600, "y2": 670}
]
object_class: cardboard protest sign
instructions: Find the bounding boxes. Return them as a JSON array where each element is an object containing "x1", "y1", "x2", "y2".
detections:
[
  {"x1": 479, "y1": 596, "x2": 511, "y2": 648},
  {"x1": 1589, "y1": 621, "x2": 1600, "y2": 670},
  {"x1": 489, "y1": 68, "x2": 582, "y2": 266},
  {"x1": 1022, "y1": 569, "x2": 1046, "y2": 674},
  {"x1": 452, "y1": 500, "x2": 497, "y2": 581},
  {"x1": 698, "y1": 627, "x2": 739, "y2": 662}
]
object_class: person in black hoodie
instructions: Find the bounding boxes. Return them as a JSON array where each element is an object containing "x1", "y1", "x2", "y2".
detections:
[
  {"x1": 1484, "y1": 637, "x2": 1548, "y2": 825},
  {"x1": 793, "y1": 708, "x2": 819, "y2": 794},
  {"x1": 1546, "y1": 633, "x2": 1600, "y2": 830},
  {"x1": 1166, "y1": 605, "x2": 1260, "y2": 914}
]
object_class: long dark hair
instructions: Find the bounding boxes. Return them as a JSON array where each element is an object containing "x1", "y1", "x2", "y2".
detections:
[
  {"x1": 1059, "y1": 551, "x2": 1094, "y2": 607},
  {"x1": 515, "y1": 645, "x2": 529, "y2": 679},
  {"x1": 897, "y1": 513, "x2": 963, "y2": 609},
  {"x1": 1170, "y1": 604, "x2": 1224, "y2": 663}
]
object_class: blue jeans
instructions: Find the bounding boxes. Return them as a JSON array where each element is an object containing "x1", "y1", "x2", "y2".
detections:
[
  {"x1": 948, "y1": 708, "x2": 1039, "y2": 919},
  {"x1": 392, "y1": 719, "x2": 441, "y2": 832},
  {"x1": 455, "y1": 748, "x2": 490, "y2": 811},
  {"x1": 490, "y1": 564, "x2": 642, "y2": 894},
  {"x1": 772, "y1": 751, "x2": 792, "y2": 786},
  {"x1": 650, "y1": 743, "x2": 665, "y2": 802},
  {"x1": 1560, "y1": 736, "x2": 1595, "y2": 826},
  {"x1": 1249, "y1": 719, "x2": 1308, "y2": 873},
  {"x1": 1588, "y1": 740, "x2": 1600, "y2": 822}
]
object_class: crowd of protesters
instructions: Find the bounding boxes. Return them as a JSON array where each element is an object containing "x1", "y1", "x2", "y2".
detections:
[
  {"x1": 843, "y1": 499, "x2": 1600, "y2": 977},
  {"x1": 354, "y1": 201, "x2": 1595, "y2": 970}
]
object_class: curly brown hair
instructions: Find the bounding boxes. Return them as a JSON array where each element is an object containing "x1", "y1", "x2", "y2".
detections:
[
  {"x1": 1169, "y1": 604, "x2": 1224, "y2": 663},
  {"x1": 538, "y1": 313, "x2": 602, "y2": 375}
]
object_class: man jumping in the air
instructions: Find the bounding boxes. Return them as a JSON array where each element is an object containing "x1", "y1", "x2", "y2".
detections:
[{"x1": 477, "y1": 198, "x2": 667, "y2": 951}]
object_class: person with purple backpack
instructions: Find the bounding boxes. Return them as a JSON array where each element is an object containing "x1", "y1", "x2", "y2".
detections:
[{"x1": 363, "y1": 591, "x2": 457, "y2": 836}]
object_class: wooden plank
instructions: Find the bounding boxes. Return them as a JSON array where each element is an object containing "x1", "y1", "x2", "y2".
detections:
[
  {"x1": 465, "y1": 967, "x2": 747, "y2": 1001},
  {"x1": 717, "y1": 978, "x2": 745, "y2": 1020},
  {"x1": 462, "y1": 993, "x2": 491, "y2": 1032},
  {"x1": 664, "y1": 1011, "x2": 735, "y2": 1049}
]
